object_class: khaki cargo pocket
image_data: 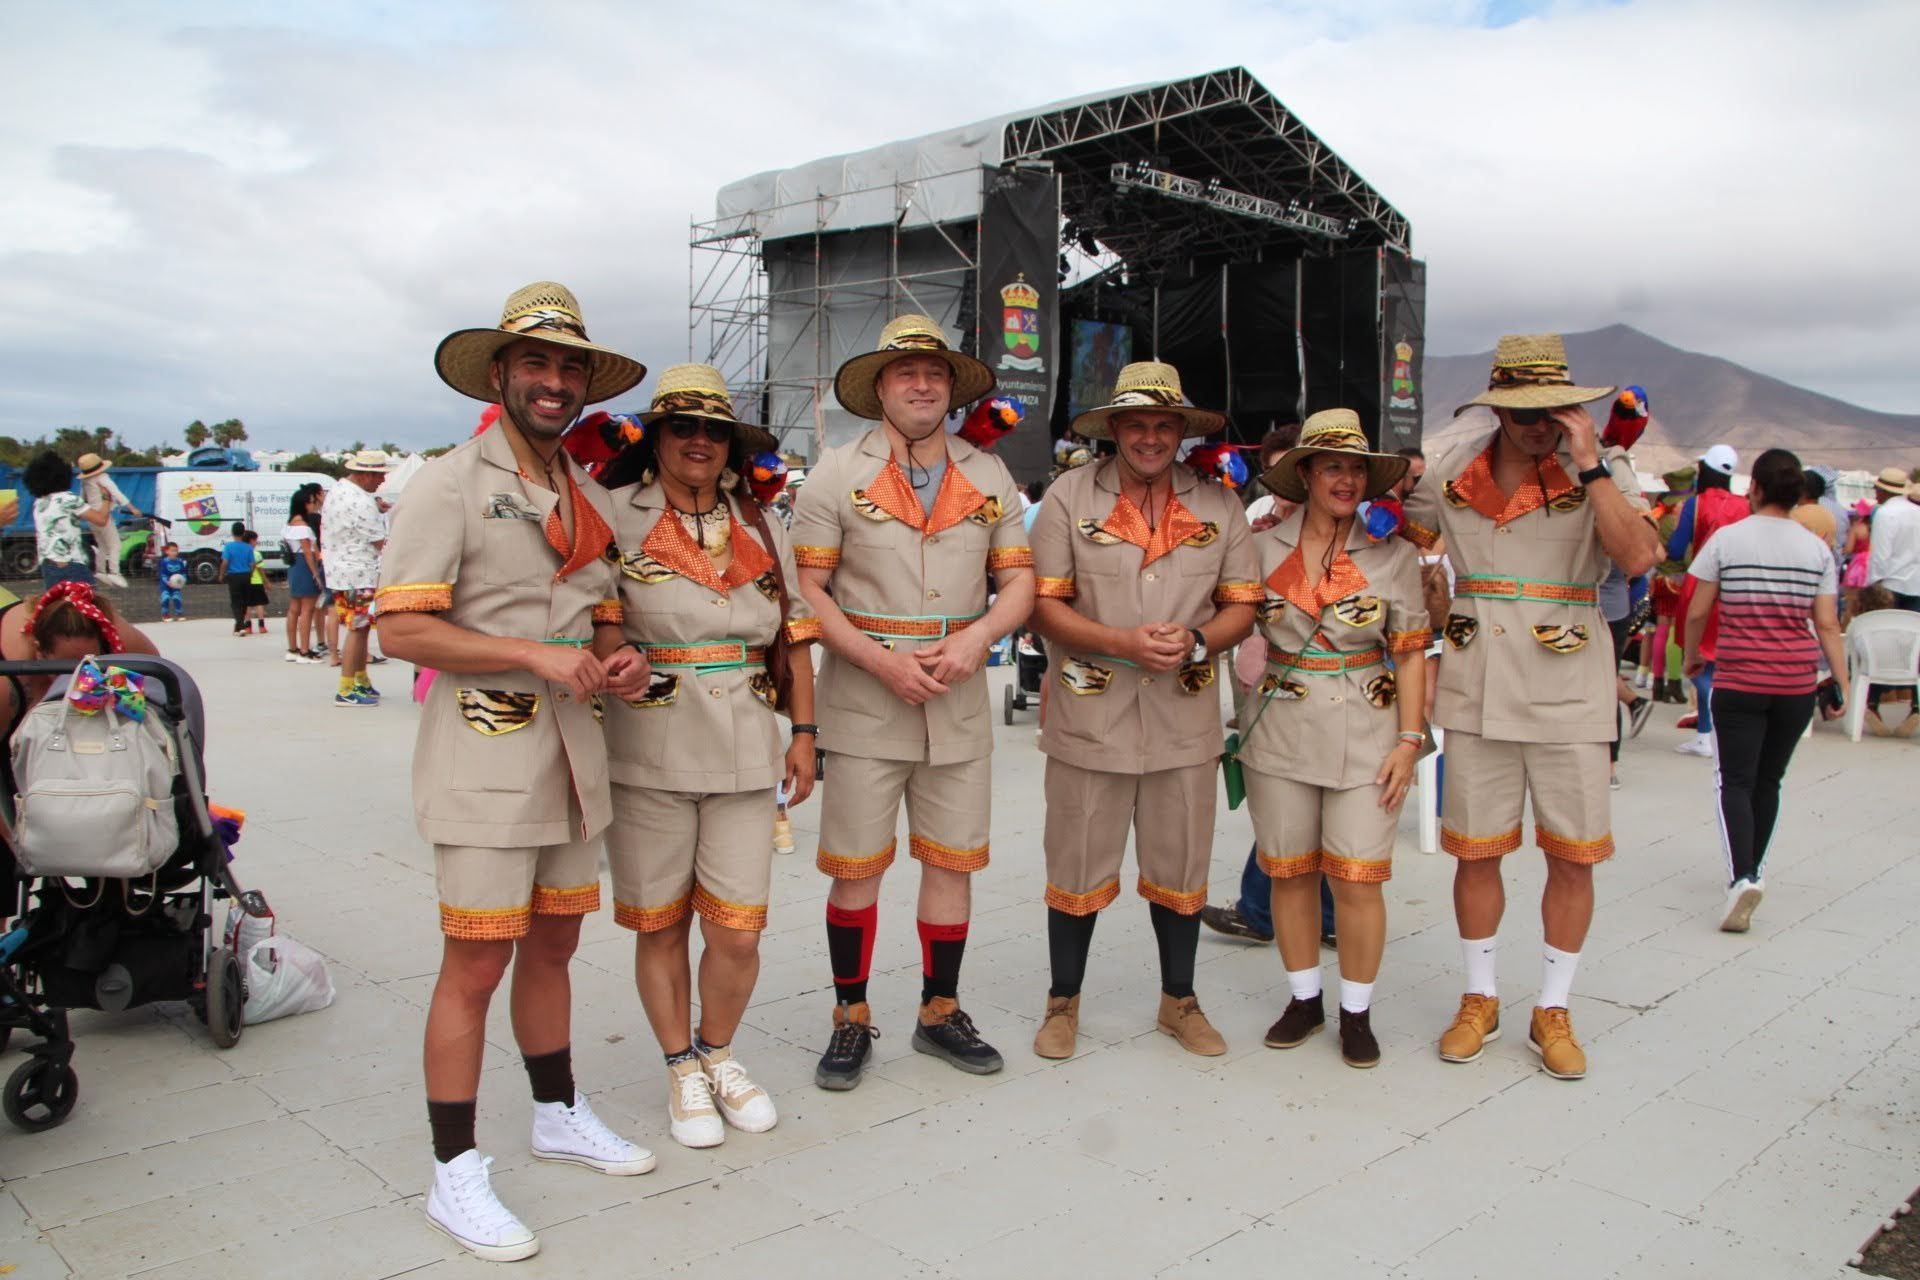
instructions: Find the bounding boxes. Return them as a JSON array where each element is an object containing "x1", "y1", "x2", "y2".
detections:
[
  {"x1": 1258, "y1": 672, "x2": 1307, "y2": 701},
  {"x1": 1176, "y1": 659, "x2": 1216, "y2": 695},
  {"x1": 1332, "y1": 595, "x2": 1384, "y2": 628},
  {"x1": 456, "y1": 689, "x2": 540, "y2": 736},
  {"x1": 625, "y1": 671, "x2": 680, "y2": 708},
  {"x1": 1444, "y1": 614, "x2": 1480, "y2": 650},
  {"x1": 748, "y1": 672, "x2": 778, "y2": 708},
  {"x1": 1531, "y1": 624, "x2": 1589, "y2": 654},
  {"x1": 1059, "y1": 657, "x2": 1114, "y2": 695},
  {"x1": 1364, "y1": 671, "x2": 1398, "y2": 709}
]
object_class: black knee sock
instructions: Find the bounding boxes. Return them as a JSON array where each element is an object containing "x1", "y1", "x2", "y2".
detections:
[
  {"x1": 918, "y1": 919, "x2": 968, "y2": 1004},
  {"x1": 1149, "y1": 902, "x2": 1200, "y2": 999},
  {"x1": 1047, "y1": 908, "x2": 1099, "y2": 998},
  {"x1": 826, "y1": 902, "x2": 876, "y2": 1006},
  {"x1": 522, "y1": 1046, "x2": 574, "y2": 1105},
  {"x1": 428, "y1": 1098, "x2": 477, "y2": 1164}
]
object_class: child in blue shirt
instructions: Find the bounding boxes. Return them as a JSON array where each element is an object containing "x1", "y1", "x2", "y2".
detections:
[
  {"x1": 222, "y1": 522, "x2": 256, "y2": 636},
  {"x1": 156, "y1": 543, "x2": 188, "y2": 621}
]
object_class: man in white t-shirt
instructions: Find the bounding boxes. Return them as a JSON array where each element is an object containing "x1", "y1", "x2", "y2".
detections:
[{"x1": 321, "y1": 451, "x2": 393, "y2": 706}]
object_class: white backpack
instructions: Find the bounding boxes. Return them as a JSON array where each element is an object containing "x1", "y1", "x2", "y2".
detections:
[{"x1": 11, "y1": 666, "x2": 180, "y2": 879}]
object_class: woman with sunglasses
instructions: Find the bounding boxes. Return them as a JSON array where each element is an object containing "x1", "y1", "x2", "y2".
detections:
[{"x1": 595, "y1": 365, "x2": 820, "y2": 1149}]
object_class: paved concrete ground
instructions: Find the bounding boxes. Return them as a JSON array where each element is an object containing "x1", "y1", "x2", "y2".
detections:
[{"x1": 0, "y1": 620, "x2": 1913, "y2": 1278}]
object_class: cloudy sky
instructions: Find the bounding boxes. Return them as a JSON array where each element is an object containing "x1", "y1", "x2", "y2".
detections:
[{"x1": 5, "y1": 0, "x2": 1913, "y2": 452}]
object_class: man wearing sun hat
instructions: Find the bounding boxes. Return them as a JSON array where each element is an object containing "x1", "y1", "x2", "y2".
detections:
[
  {"x1": 321, "y1": 449, "x2": 397, "y2": 706},
  {"x1": 1025, "y1": 361, "x2": 1259, "y2": 1060},
  {"x1": 376, "y1": 282, "x2": 658, "y2": 1262},
  {"x1": 76, "y1": 452, "x2": 140, "y2": 588},
  {"x1": 1401, "y1": 334, "x2": 1660, "y2": 1081},
  {"x1": 787, "y1": 314, "x2": 1035, "y2": 1090}
]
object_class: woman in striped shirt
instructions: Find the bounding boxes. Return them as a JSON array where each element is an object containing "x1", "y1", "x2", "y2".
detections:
[{"x1": 1682, "y1": 449, "x2": 1848, "y2": 933}]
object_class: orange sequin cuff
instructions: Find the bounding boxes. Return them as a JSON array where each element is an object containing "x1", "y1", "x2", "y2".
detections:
[
  {"x1": 794, "y1": 545, "x2": 841, "y2": 569},
  {"x1": 530, "y1": 882, "x2": 601, "y2": 915},
  {"x1": 614, "y1": 896, "x2": 692, "y2": 933},
  {"x1": 817, "y1": 839, "x2": 896, "y2": 881},
  {"x1": 1402, "y1": 520, "x2": 1440, "y2": 550},
  {"x1": 1034, "y1": 576, "x2": 1077, "y2": 600},
  {"x1": 591, "y1": 598, "x2": 624, "y2": 625},
  {"x1": 1441, "y1": 825, "x2": 1523, "y2": 860},
  {"x1": 1136, "y1": 875, "x2": 1206, "y2": 914},
  {"x1": 1537, "y1": 826, "x2": 1614, "y2": 865},
  {"x1": 691, "y1": 883, "x2": 768, "y2": 932},
  {"x1": 440, "y1": 903, "x2": 530, "y2": 941},
  {"x1": 1322, "y1": 854, "x2": 1393, "y2": 884},
  {"x1": 1044, "y1": 879, "x2": 1121, "y2": 916},
  {"x1": 988, "y1": 546, "x2": 1035, "y2": 570},
  {"x1": 785, "y1": 617, "x2": 824, "y2": 644},
  {"x1": 1256, "y1": 851, "x2": 1322, "y2": 880},
  {"x1": 1212, "y1": 581, "x2": 1265, "y2": 605},
  {"x1": 909, "y1": 833, "x2": 989, "y2": 873},
  {"x1": 376, "y1": 582, "x2": 453, "y2": 614},
  {"x1": 1388, "y1": 629, "x2": 1434, "y2": 655}
]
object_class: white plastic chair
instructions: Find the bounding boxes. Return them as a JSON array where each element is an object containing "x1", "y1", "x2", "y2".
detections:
[
  {"x1": 1416, "y1": 725, "x2": 1445, "y2": 853},
  {"x1": 1844, "y1": 610, "x2": 1920, "y2": 742}
]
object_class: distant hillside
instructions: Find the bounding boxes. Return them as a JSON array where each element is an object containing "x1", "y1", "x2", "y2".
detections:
[{"x1": 1422, "y1": 325, "x2": 1920, "y2": 474}]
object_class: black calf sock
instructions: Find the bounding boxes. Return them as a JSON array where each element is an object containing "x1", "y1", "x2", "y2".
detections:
[
  {"x1": 428, "y1": 1098, "x2": 477, "y2": 1164},
  {"x1": 918, "y1": 919, "x2": 969, "y2": 1004},
  {"x1": 1149, "y1": 902, "x2": 1200, "y2": 999},
  {"x1": 522, "y1": 1046, "x2": 574, "y2": 1105},
  {"x1": 1047, "y1": 907, "x2": 1099, "y2": 998}
]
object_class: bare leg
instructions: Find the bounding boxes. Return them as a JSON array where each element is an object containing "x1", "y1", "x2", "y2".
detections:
[
  {"x1": 1540, "y1": 859, "x2": 1595, "y2": 953},
  {"x1": 694, "y1": 920, "x2": 762, "y2": 1047},
  {"x1": 1270, "y1": 874, "x2": 1323, "y2": 973},
  {"x1": 633, "y1": 919, "x2": 694, "y2": 1051},
  {"x1": 424, "y1": 938, "x2": 514, "y2": 1099},
  {"x1": 1453, "y1": 857, "x2": 1506, "y2": 941},
  {"x1": 1329, "y1": 880, "x2": 1385, "y2": 984},
  {"x1": 342, "y1": 624, "x2": 370, "y2": 685},
  {"x1": 916, "y1": 864, "x2": 971, "y2": 926},
  {"x1": 508, "y1": 913, "x2": 581, "y2": 1057}
]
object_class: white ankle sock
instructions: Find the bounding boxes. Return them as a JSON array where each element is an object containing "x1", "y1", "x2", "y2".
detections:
[
  {"x1": 1461, "y1": 936, "x2": 1498, "y2": 998},
  {"x1": 1339, "y1": 979, "x2": 1374, "y2": 1014},
  {"x1": 1539, "y1": 945, "x2": 1580, "y2": 1009},
  {"x1": 1286, "y1": 967, "x2": 1323, "y2": 1002}
]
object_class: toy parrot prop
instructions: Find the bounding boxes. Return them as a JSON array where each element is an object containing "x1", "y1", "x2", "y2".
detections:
[
  {"x1": 1362, "y1": 496, "x2": 1404, "y2": 541},
  {"x1": 955, "y1": 396, "x2": 1024, "y2": 450},
  {"x1": 563, "y1": 411, "x2": 646, "y2": 481},
  {"x1": 1602, "y1": 385, "x2": 1650, "y2": 451},
  {"x1": 472, "y1": 404, "x2": 501, "y2": 437},
  {"x1": 1184, "y1": 442, "x2": 1251, "y2": 490},
  {"x1": 746, "y1": 451, "x2": 789, "y2": 506}
]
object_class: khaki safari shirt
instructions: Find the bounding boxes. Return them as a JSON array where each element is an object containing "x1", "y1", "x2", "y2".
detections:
[
  {"x1": 787, "y1": 429, "x2": 1030, "y2": 765},
  {"x1": 377, "y1": 427, "x2": 621, "y2": 847},
  {"x1": 1403, "y1": 431, "x2": 1649, "y2": 743},
  {"x1": 1241, "y1": 510, "x2": 1431, "y2": 790},
  {"x1": 604, "y1": 482, "x2": 820, "y2": 794},
  {"x1": 1031, "y1": 458, "x2": 1261, "y2": 775}
]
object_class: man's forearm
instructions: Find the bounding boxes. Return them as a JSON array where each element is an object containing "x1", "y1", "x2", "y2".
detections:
[
  {"x1": 1030, "y1": 598, "x2": 1132, "y2": 656},
  {"x1": 1590, "y1": 480, "x2": 1660, "y2": 575},
  {"x1": 1198, "y1": 603, "x2": 1254, "y2": 654},
  {"x1": 974, "y1": 570, "x2": 1034, "y2": 643},
  {"x1": 796, "y1": 574, "x2": 894, "y2": 675},
  {"x1": 378, "y1": 611, "x2": 541, "y2": 675}
]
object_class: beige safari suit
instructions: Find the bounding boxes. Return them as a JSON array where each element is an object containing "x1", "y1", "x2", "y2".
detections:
[
  {"x1": 1240, "y1": 510, "x2": 1431, "y2": 883},
  {"x1": 1402, "y1": 431, "x2": 1648, "y2": 863},
  {"x1": 787, "y1": 429, "x2": 1030, "y2": 878},
  {"x1": 377, "y1": 427, "x2": 622, "y2": 940},
  {"x1": 1030, "y1": 459, "x2": 1261, "y2": 915},
  {"x1": 601, "y1": 482, "x2": 820, "y2": 933}
]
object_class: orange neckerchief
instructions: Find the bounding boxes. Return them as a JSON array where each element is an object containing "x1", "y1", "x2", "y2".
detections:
[
  {"x1": 1445, "y1": 443, "x2": 1578, "y2": 526},
  {"x1": 1100, "y1": 488, "x2": 1204, "y2": 568},
  {"x1": 1266, "y1": 544, "x2": 1370, "y2": 618},
  {"x1": 859, "y1": 457, "x2": 988, "y2": 534},
  {"x1": 638, "y1": 507, "x2": 774, "y2": 594},
  {"x1": 534, "y1": 466, "x2": 613, "y2": 580}
]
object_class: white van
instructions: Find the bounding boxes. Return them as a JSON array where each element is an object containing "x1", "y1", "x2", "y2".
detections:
[{"x1": 153, "y1": 471, "x2": 337, "y2": 583}]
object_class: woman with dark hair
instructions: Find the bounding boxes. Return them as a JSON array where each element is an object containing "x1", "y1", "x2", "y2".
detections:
[
  {"x1": 0, "y1": 583, "x2": 161, "y2": 794},
  {"x1": 1682, "y1": 448, "x2": 1847, "y2": 932},
  {"x1": 282, "y1": 483, "x2": 325, "y2": 662},
  {"x1": 1669, "y1": 445, "x2": 1748, "y2": 757},
  {"x1": 23, "y1": 451, "x2": 109, "y2": 590}
]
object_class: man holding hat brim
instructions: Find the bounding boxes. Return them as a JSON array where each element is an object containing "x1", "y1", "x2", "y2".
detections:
[
  {"x1": 1401, "y1": 334, "x2": 1660, "y2": 1081},
  {"x1": 320, "y1": 449, "x2": 399, "y2": 706},
  {"x1": 377, "y1": 282, "x2": 657, "y2": 1262},
  {"x1": 787, "y1": 314, "x2": 1035, "y2": 1090},
  {"x1": 76, "y1": 453, "x2": 140, "y2": 588},
  {"x1": 1026, "y1": 361, "x2": 1260, "y2": 1059},
  {"x1": 1241, "y1": 409, "x2": 1430, "y2": 1069}
]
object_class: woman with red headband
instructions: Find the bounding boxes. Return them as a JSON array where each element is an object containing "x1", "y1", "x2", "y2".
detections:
[{"x1": 0, "y1": 583, "x2": 161, "y2": 761}]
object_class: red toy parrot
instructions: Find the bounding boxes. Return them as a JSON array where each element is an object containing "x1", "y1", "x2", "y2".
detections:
[
  {"x1": 1602, "y1": 386, "x2": 1650, "y2": 452},
  {"x1": 562, "y1": 411, "x2": 645, "y2": 481},
  {"x1": 1183, "y1": 442, "x2": 1251, "y2": 489},
  {"x1": 746, "y1": 451, "x2": 789, "y2": 506},
  {"x1": 955, "y1": 397, "x2": 1024, "y2": 450}
]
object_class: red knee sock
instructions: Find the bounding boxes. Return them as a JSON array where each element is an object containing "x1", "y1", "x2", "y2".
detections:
[
  {"x1": 918, "y1": 919, "x2": 969, "y2": 1004},
  {"x1": 826, "y1": 902, "x2": 877, "y2": 1006}
]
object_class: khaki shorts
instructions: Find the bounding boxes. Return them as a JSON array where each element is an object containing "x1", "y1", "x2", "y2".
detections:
[
  {"x1": 815, "y1": 753, "x2": 991, "y2": 880},
  {"x1": 1440, "y1": 730, "x2": 1613, "y2": 864},
  {"x1": 1244, "y1": 767, "x2": 1397, "y2": 884},
  {"x1": 435, "y1": 821, "x2": 602, "y2": 942},
  {"x1": 605, "y1": 785, "x2": 775, "y2": 933},
  {"x1": 1042, "y1": 758, "x2": 1216, "y2": 916},
  {"x1": 335, "y1": 587, "x2": 376, "y2": 631}
]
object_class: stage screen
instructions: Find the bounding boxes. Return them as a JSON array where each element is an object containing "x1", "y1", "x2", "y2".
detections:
[{"x1": 1069, "y1": 320, "x2": 1133, "y2": 421}]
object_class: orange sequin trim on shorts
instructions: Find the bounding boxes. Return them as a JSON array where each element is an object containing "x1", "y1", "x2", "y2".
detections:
[
  {"x1": 440, "y1": 903, "x2": 531, "y2": 941},
  {"x1": 817, "y1": 839, "x2": 897, "y2": 880},
  {"x1": 614, "y1": 896, "x2": 692, "y2": 932},
  {"x1": 1137, "y1": 875, "x2": 1206, "y2": 914},
  {"x1": 909, "y1": 834, "x2": 989, "y2": 873},
  {"x1": 530, "y1": 882, "x2": 601, "y2": 915},
  {"x1": 1322, "y1": 853, "x2": 1393, "y2": 884},
  {"x1": 1537, "y1": 826, "x2": 1615, "y2": 864},
  {"x1": 1256, "y1": 850, "x2": 1322, "y2": 879},
  {"x1": 1044, "y1": 878, "x2": 1121, "y2": 916},
  {"x1": 1441, "y1": 826, "x2": 1524, "y2": 859},
  {"x1": 692, "y1": 883, "x2": 768, "y2": 931}
]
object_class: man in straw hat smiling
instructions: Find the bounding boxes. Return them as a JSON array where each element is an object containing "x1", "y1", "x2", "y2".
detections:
[
  {"x1": 1026, "y1": 361, "x2": 1259, "y2": 1059},
  {"x1": 377, "y1": 283, "x2": 657, "y2": 1262},
  {"x1": 788, "y1": 314, "x2": 1034, "y2": 1090},
  {"x1": 1401, "y1": 333, "x2": 1660, "y2": 1081}
]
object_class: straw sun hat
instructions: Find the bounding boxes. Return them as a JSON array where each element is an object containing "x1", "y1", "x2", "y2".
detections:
[
  {"x1": 640, "y1": 364, "x2": 776, "y2": 454},
  {"x1": 1260, "y1": 408, "x2": 1408, "y2": 503},
  {"x1": 343, "y1": 449, "x2": 396, "y2": 474},
  {"x1": 435, "y1": 281, "x2": 646, "y2": 405},
  {"x1": 76, "y1": 453, "x2": 111, "y2": 479},
  {"x1": 1070, "y1": 361, "x2": 1225, "y2": 440},
  {"x1": 1454, "y1": 333, "x2": 1616, "y2": 417},
  {"x1": 833, "y1": 314, "x2": 995, "y2": 421}
]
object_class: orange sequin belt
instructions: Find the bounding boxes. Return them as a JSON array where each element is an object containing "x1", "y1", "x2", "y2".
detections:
[
  {"x1": 1264, "y1": 644, "x2": 1385, "y2": 674},
  {"x1": 641, "y1": 640, "x2": 767, "y2": 669},
  {"x1": 1455, "y1": 575, "x2": 1597, "y2": 605},
  {"x1": 842, "y1": 609, "x2": 982, "y2": 639}
]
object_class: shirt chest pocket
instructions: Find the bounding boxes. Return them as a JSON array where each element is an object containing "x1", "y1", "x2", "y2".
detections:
[{"x1": 478, "y1": 514, "x2": 556, "y2": 589}]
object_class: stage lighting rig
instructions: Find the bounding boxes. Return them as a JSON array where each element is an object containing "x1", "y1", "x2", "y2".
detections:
[{"x1": 1109, "y1": 161, "x2": 1349, "y2": 240}]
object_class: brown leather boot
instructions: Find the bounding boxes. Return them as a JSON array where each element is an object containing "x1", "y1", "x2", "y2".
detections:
[
  {"x1": 1339, "y1": 1007, "x2": 1380, "y2": 1068},
  {"x1": 1263, "y1": 994, "x2": 1325, "y2": 1048},
  {"x1": 1156, "y1": 993, "x2": 1227, "y2": 1056},
  {"x1": 1033, "y1": 994, "x2": 1079, "y2": 1060}
]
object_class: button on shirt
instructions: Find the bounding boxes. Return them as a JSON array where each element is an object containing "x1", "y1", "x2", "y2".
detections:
[
  {"x1": 1867, "y1": 496, "x2": 1920, "y2": 597},
  {"x1": 322, "y1": 480, "x2": 386, "y2": 592}
]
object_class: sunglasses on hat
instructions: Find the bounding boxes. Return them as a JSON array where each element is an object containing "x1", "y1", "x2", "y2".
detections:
[{"x1": 664, "y1": 418, "x2": 733, "y2": 444}]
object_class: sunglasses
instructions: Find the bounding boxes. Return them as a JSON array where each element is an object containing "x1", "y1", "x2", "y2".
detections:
[
  {"x1": 1508, "y1": 408, "x2": 1557, "y2": 426},
  {"x1": 664, "y1": 417, "x2": 733, "y2": 444}
]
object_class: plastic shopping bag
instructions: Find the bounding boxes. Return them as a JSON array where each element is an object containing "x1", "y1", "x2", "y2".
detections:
[{"x1": 242, "y1": 935, "x2": 336, "y2": 1024}]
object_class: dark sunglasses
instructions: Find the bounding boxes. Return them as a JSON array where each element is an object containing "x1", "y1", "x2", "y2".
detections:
[
  {"x1": 1508, "y1": 408, "x2": 1554, "y2": 426},
  {"x1": 664, "y1": 417, "x2": 733, "y2": 444}
]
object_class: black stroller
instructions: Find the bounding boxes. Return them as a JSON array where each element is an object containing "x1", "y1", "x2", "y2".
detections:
[
  {"x1": 1002, "y1": 627, "x2": 1047, "y2": 723},
  {"x1": 0, "y1": 656, "x2": 269, "y2": 1132}
]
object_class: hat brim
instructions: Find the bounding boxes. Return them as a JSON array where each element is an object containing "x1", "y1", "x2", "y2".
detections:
[
  {"x1": 1453, "y1": 383, "x2": 1617, "y2": 417},
  {"x1": 1072, "y1": 403, "x2": 1225, "y2": 441},
  {"x1": 345, "y1": 463, "x2": 394, "y2": 474},
  {"x1": 637, "y1": 407, "x2": 778, "y2": 456},
  {"x1": 1260, "y1": 445, "x2": 1409, "y2": 504},
  {"x1": 78, "y1": 463, "x2": 110, "y2": 479},
  {"x1": 1876, "y1": 480, "x2": 1909, "y2": 495},
  {"x1": 833, "y1": 349, "x2": 996, "y2": 421},
  {"x1": 435, "y1": 329, "x2": 647, "y2": 406}
]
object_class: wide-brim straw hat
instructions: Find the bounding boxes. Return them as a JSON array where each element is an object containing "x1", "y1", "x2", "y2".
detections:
[
  {"x1": 1875, "y1": 465, "x2": 1913, "y2": 495},
  {"x1": 435, "y1": 282, "x2": 646, "y2": 406},
  {"x1": 1260, "y1": 408, "x2": 1408, "y2": 503},
  {"x1": 1454, "y1": 333, "x2": 1615, "y2": 416},
  {"x1": 834, "y1": 314, "x2": 995, "y2": 421},
  {"x1": 638, "y1": 363, "x2": 777, "y2": 455},
  {"x1": 343, "y1": 449, "x2": 396, "y2": 474},
  {"x1": 1071, "y1": 361, "x2": 1225, "y2": 440},
  {"x1": 76, "y1": 453, "x2": 110, "y2": 479}
]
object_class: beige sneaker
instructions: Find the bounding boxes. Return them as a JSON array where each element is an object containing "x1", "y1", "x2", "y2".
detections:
[
  {"x1": 698, "y1": 1045, "x2": 777, "y2": 1133},
  {"x1": 1155, "y1": 993, "x2": 1226, "y2": 1056},
  {"x1": 772, "y1": 814, "x2": 796, "y2": 855},
  {"x1": 667, "y1": 1057, "x2": 724, "y2": 1148},
  {"x1": 1528, "y1": 1006, "x2": 1587, "y2": 1080},
  {"x1": 1438, "y1": 993, "x2": 1501, "y2": 1063},
  {"x1": 1033, "y1": 994, "x2": 1079, "y2": 1060}
]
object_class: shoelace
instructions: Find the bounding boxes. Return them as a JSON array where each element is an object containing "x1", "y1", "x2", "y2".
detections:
[
  {"x1": 940, "y1": 1009, "x2": 985, "y2": 1046},
  {"x1": 826, "y1": 1021, "x2": 880, "y2": 1060},
  {"x1": 676, "y1": 1068, "x2": 715, "y2": 1115},
  {"x1": 706, "y1": 1057, "x2": 758, "y2": 1104},
  {"x1": 1452, "y1": 995, "x2": 1493, "y2": 1026},
  {"x1": 1538, "y1": 1008, "x2": 1574, "y2": 1039},
  {"x1": 560, "y1": 1100, "x2": 629, "y2": 1153},
  {"x1": 447, "y1": 1157, "x2": 523, "y2": 1235}
]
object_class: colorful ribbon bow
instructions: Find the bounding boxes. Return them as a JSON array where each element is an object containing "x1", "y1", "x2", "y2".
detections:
[{"x1": 67, "y1": 659, "x2": 148, "y2": 722}]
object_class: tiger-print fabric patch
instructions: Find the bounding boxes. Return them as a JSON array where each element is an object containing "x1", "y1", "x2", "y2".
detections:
[
  {"x1": 852, "y1": 491, "x2": 895, "y2": 522},
  {"x1": 590, "y1": 694, "x2": 605, "y2": 726},
  {"x1": 1548, "y1": 487, "x2": 1588, "y2": 513},
  {"x1": 618, "y1": 549, "x2": 677, "y2": 584},
  {"x1": 1181, "y1": 522, "x2": 1220, "y2": 548},
  {"x1": 748, "y1": 672, "x2": 778, "y2": 709},
  {"x1": 1258, "y1": 672, "x2": 1308, "y2": 701},
  {"x1": 1255, "y1": 596, "x2": 1284, "y2": 624},
  {"x1": 1077, "y1": 519, "x2": 1124, "y2": 546},
  {"x1": 1364, "y1": 671, "x2": 1398, "y2": 709},
  {"x1": 1059, "y1": 657, "x2": 1114, "y2": 695},
  {"x1": 625, "y1": 671, "x2": 680, "y2": 708},
  {"x1": 752, "y1": 569, "x2": 780, "y2": 602},
  {"x1": 1444, "y1": 478, "x2": 1471, "y2": 508},
  {"x1": 1176, "y1": 658, "x2": 1216, "y2": 695},
  {"x1": 1531, "y1": 624, "x2": 1589, "y2": 654},
  {"x1": 967, "y1": 496, "x2": 1002, "y2": 527},
  {"x1": 1332, "y1": 595, "x2": 1384, "y2": 628},
  {"x1": 456, "y1": 688, "x2": 540, "y2": 736},
  {"x1": 1444, "y1": 614, "x2": 1479, "y2": 650}
]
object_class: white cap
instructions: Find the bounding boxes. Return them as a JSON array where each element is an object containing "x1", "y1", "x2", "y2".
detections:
[{"x1": 1701, "y1": 444, "x2": 1737, "y2": 476}]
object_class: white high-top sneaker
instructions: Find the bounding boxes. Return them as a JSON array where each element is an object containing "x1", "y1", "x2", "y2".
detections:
[
  {"x1": 426, "y1": 1150, "x2": 538, "y2": 1263},
  {"x1": 668, "y1": 1057, "x2": 725, "y2": 1148},
  {"x1": 529, "y1": 1092, "x2": 655, "y2": 1175},
  {"x1": 699, "y1": 1045, "x2": 778, "y2": 1133}
]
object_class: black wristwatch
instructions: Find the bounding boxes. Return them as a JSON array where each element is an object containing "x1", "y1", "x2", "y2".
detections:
[
  {"x1": 1188, "y1": 628, "x2": 1208, "y2": 664},
  {"x1": 791, "y1": 723, "x2": 819, "y2": 737},
  {"x1": 1577, "y1": 463, "x2": 1611, "y2": 486}
]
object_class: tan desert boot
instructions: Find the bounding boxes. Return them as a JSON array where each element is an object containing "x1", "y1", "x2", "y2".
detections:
[
  {"x1": 1156, "y1": 993, "x2": 1227, "y2": 1056},
  {"x1": 1529, "y1": 1006, "x2": 1587, "y2": 1079},
  {"x1": 1033, "y1": 995, "x2": 1079, "y2": 1060},
  {"x1": 1438, "y1": 993, "x2": 1501, "y2": 1063}
]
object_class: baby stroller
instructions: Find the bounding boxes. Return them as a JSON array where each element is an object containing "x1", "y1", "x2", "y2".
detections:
[
  {"x1": 0, "y1": 655, "x2": 269, "y2": 1132},
  {"x1": 1002, "y1": 627, "x2": 1047, "y2": 723}
]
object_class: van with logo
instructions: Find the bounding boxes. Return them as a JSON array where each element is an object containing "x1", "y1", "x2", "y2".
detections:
[{"x1": 152, "y1": 471, "x2": 337, "y2": 583}]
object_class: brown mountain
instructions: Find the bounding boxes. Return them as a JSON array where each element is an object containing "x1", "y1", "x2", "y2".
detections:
[{"x1": 1421, "y1": 325, "x2": 1920, "y2": 475}]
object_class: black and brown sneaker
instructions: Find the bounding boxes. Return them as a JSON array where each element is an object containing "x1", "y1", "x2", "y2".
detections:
[
  {"x1": 1263, "y1": 994, "x2": 1325, "y2": 1048},
  {"x1": 814, "y1": 1001, "x2": 880, "y2": 1092},
  {"x1": 910, "y1": 997, "x2": 1004, "y2": 1075},
  {"x1": 1339, "y1": 1007, "x2": 1380, "y2": 1068},
  {"x1": 1199, "y1": 903, "x2": 1274, "y2": 944}
]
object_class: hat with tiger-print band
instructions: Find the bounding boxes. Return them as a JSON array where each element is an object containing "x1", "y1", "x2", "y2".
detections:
[{"x1": 435, "y1": 281, "x2": 647, "y2": 405}]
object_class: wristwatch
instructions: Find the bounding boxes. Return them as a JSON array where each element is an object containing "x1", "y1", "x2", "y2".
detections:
[
  {"x1": 1188, "y1": 627, "x2": 1208, "y2": 664},
  {"x1": 791, "y1": 723, "x2": 819, "y2": 737},
  {"x1": 1577, "y1": 462, "x2": 1611, "y2": 486}
]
